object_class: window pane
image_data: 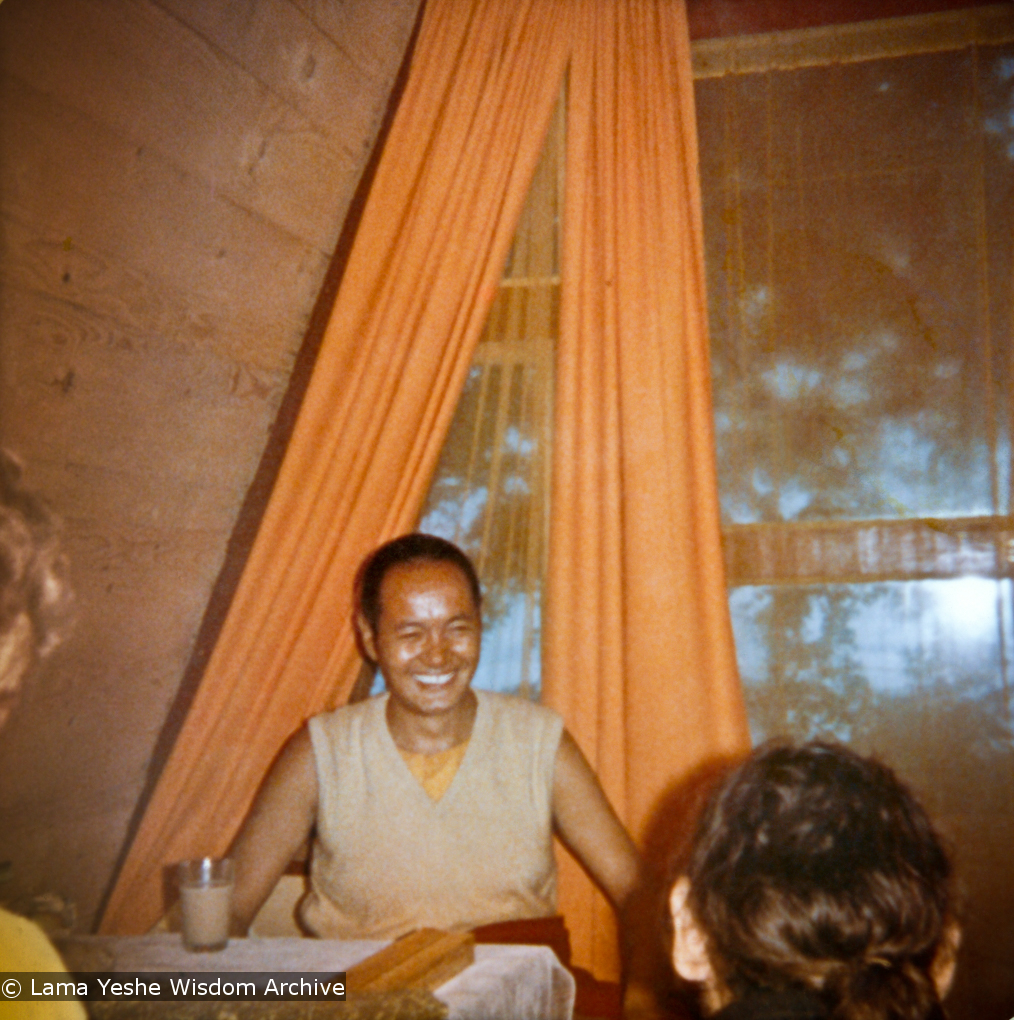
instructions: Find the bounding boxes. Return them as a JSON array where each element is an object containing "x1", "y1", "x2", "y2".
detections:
[
  {"x1": 698, "y1": 44, "x2": 1014, "y2": 524},
  {"x1": 730, "y1": 579, "x2": 1014, "y2": 1017},
  {"x1": 418, "y1": 319, "x2": 554, "y2": 698},
  {"x1": 409, "y1": 92, "x2": 564, "y2": 699},
  {"x1": 700, "y1": 19, "x2": 1014, "y2": 1016},
  {"x1": 732, "y1": 580, "x2": 1010, "y2": 740}
]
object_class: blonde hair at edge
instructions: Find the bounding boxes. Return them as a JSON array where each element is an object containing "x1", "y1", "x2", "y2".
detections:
[
  {"x1": 0, "y1": 449, "x2": 74, "y2": 726},
  {"x1": 0, "y1": 451, "x2": 81, "y2": 1020}
]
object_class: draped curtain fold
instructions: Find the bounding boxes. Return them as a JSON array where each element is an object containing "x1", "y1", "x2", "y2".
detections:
[
  {"x1": 541, "y1": 0, "x2": 750, "y2": 979},
  {"x1": 100, "y1": 0, "x2": 573, "y2": 935}
]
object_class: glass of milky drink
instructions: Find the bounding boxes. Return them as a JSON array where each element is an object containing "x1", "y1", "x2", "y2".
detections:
[{"x1": 177, "y1": 857, "x2": 234, "y2": 951}]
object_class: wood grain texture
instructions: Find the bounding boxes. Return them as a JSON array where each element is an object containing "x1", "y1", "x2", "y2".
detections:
[
  {"x1": 290, "y1": 0, "x2": 423, "y2": 79},
  {"x1": 153, "y1": 0, "x2": 403, "y2": 146},
  {"x1": 0, "y1": 76, "x2": 329, "y2": 369},
  {"x1": 687, "y1": 0, "x2": 988, "y2": 40},
  {"x1": 346, "y1": 930, "x2": 475, "y2": 994},
  {"x1": 0, "y1": 0, "x2": 370, "y2": 249},
  {"x1": 0, "y1": 0, "x2": 419, "y2": 930},
  {"x1": 0, "y1": 284, "x2": 283, "y2": 517}
]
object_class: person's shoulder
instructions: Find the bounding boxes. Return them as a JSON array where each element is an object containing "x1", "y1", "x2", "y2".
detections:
[
  {"x1": 0, "y1": 909, "x2": 88, "y2": 1019},
  {"x1": 477, "y1": 693, "x2": 563, "y2": 787},
  {"x1": 309, "y1": 694, "x2": 387, "y2": 738},
  {"x1": 478, "y1": 690, "x2": 563, "y2": 731},
  {"x1": 0, "y1": 906, "x2": 62, "y2": 970}
]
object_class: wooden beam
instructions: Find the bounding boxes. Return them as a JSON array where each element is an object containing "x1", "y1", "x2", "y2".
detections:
[
  {"x1": 723, "y1": 516, "x2": 1014, "y2": 585},
  {"x1": 688, "y1": 0, "x2": 992, "y2": 41},
  {"x1": 691, "y1": 3, "x2": 1014, "y2": 76}
]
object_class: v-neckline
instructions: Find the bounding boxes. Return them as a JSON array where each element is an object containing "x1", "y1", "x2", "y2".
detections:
[{"x1": 378, "y1": 691, "x2": 485, "y2": 810}]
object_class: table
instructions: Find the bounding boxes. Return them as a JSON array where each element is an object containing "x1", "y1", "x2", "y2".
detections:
[{"x1": 58, "y1": 935, "x2": 575, "y2": 1020}]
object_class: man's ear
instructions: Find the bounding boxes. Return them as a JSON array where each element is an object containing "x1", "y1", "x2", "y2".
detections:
[
  {"x1": 355, "y1": 611, "x2": 379, "y2": 664},
  {"x1": 670, "y1": 877, "x2": 715, "y2": 984}
]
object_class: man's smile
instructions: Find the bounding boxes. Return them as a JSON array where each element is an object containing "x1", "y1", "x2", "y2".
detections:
[{"x1": 414, "y1": 672, "x2": 455, "y2": 686}]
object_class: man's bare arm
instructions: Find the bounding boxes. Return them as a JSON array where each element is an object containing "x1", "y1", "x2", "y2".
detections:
[
  {"x1": 552, "y1": 729, "x2": 640, "y2": 908},
  {"x1": 227, "y1": 726, "x2": 318, "y2": 934},
  {"x1": 551, "y1": 729, "x2": 665, "y2": 1019}
]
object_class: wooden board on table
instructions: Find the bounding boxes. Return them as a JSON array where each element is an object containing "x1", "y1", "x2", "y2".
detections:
[{"x1": 345, "y1": 929, "x2": 475, "y2": 993}]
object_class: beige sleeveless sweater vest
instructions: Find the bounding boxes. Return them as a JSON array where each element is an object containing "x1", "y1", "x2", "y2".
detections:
[{"x1": 300, "y1": 690, "x2": 563, "y2": 940}]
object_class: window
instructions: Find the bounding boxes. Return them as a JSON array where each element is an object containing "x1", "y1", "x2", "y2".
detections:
[
  {"x1": 414, "y1": 10, "x2": 1014, "y2": 1010},
  {"x1": 695, "y1": 8, "x2": 1014, "y2": 1016},
  {"x1": 411, "y1": 93, "x2": 564, "y2": 699}
]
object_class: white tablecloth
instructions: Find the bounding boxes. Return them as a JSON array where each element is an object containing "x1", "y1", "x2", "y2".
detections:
[{"x1": 62, "y1": 934, "x2": 575, "y2": 1020}]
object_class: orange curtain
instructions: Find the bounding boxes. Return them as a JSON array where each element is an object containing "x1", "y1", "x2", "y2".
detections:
[
  {"x1": 100, "y1": 0, "x2": 573, "y2": 935},
  {"x1": 541, "y1": 0, "x2": 750, "y2": 980}
]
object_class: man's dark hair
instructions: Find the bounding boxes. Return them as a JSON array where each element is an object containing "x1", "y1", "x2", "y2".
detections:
[
  {"x1": 684, "y1": 740, "x2": 953, "y2": 1020},
  {"x1": 357, "y1": 533, "x2": 482, "y2": 632}
]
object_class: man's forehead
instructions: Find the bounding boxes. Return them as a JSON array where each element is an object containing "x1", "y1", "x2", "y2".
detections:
[{"x1": 378, "y1": 559, "x2": 477, "y2": 611}]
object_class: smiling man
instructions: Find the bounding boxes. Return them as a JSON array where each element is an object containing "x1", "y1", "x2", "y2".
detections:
[{"x1": 227, "y1": 534, "x2": 641, "y2": 946}]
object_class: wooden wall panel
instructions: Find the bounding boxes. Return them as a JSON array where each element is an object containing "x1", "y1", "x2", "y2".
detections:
[
  {"x1": 153, "y1": 0, "x2": 402, "y2": 151},
  {"x1": 0, "y1": 285, "x2": 284, "y2": 522},
  {"x1": 0, "y1": 0, "x2": 420, "y2": 929},
  {"x1": 1, "y1": 74, "x2": 329, "y2": 368},
  {"x1": 0, "y1": 0, "x2": 369, "y2": 251},
  {"x1": 290, "y1": 0, "x2": 420, "y2": 77}
]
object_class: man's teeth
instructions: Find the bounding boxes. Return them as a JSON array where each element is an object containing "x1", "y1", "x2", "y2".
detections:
[{"x1": 415, "y1": 673, "x2": 454, "y2": 686}]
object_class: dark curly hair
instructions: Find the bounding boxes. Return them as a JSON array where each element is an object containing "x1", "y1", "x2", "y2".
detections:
[
  {"x1": 0, "y1": 449, "x2": 74, "y2": 660},
  {"x1": 357, "y1": 533, "x2": 482, "y2": 633},
  {"x1": 683, "y1": 741, "x2": 954, "y2": 1020}
]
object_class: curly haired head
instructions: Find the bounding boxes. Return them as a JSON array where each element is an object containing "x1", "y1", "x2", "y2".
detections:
[
  {"x1": 0, "y1": 450, "x2": 74, "y2": 679},
  {"x1": 673, "y1": 741, "x2": 955, "y2": 1020}
]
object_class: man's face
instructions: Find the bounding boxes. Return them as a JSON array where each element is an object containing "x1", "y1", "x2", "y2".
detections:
[{"x1": 360, "y1": 559, "x2": 481, "y2": 718}]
